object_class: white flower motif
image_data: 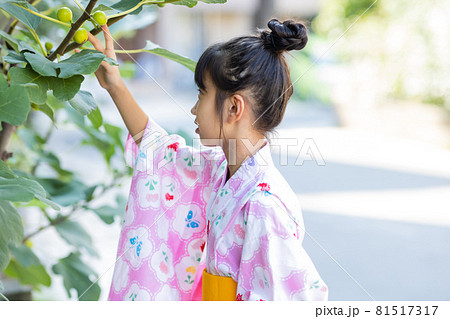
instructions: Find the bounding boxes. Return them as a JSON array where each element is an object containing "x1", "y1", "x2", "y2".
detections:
[
  {"x1": 112, "y1": 256, "x2": 129, "y2": 292},
  {"x1": 251, "y1": 266, "x2": 272, "y2": 292},
  {"x1": 154, "y1": 284, "x2": 181, "y2": 301},
  {"x1": 124, "y1": 226, "x2": 153, "y2": 268},
  {"x1": 136, "y1": 175, "x2": 161, "y2": 210},
  {"x1": 241, "y1": 216, "x2": 269, "y2": 261},
  {"x1": 150, "y1": 243, "x2": 175, "y2": 282},
  {"x1": 124, "y1": 282, "x2": 151, "y2": 301},
  {"x1": 173, "y1": 204, "x2": 205, "y2": 240},
  {"x1": 290, "y1": 272, "x2": 328, "y2": 301},
  {"x1": 175, "y1": 148, "x2": 203, "y2": 187},
  {"x1": 174, "y1": 256, "x2": 199, "y2": 292},
  {"x1": 161, "y1": 175, "x2": 180, "y2": 209},
  {"x1": 187, "y1": 237, "x2": 205, "y2": 262}
]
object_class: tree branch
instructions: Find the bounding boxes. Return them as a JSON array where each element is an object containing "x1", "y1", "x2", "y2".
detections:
[
  {"x1": 48, "y1": 0, "x2": 98, "y2": 61},
  {"x1": 0, "y1": 122, "x2": 17, "y2": 162}
]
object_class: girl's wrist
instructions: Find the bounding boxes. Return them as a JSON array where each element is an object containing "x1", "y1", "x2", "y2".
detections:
[{"x1": 106, "y1": 79, "x2": 126, "y2": 96}]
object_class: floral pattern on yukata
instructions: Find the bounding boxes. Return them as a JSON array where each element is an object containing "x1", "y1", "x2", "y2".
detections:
[
  {"x1": 108, "y1": 115, "x2": 225, "y2": 301},
  {"x1": 124, "y1": 282, "x2": 151, "y2": 301},
  {"x1": 108, "y1": 114, "x2": 328, "y2": 301},
  {"x1": 204, "y1": 140, "x2": 328, "y2": 301}
]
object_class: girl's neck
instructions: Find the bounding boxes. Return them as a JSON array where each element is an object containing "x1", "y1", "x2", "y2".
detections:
[{"x1": 223, "y1": 136, "x2": 267, "y2": 181}]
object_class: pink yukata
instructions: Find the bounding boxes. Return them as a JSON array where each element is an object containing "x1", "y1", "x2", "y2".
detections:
[{"x1": 108, "y1": 114, "x2": 328, "y2": 301}]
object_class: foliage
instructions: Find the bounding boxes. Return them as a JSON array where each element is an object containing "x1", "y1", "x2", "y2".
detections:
[
  {"x1": 313, "y1": 0, "x2": 450, "y2": 110},
  {"x1": 0, "y1": 0, "x2": 226, "y2": 300}
]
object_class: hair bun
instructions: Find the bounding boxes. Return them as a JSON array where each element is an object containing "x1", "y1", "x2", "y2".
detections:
[{"x1": 261, "y1": 19, "x2": 308, "y2": 53}]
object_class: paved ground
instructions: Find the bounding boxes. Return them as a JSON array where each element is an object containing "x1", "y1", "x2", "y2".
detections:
[{"x1": 31, "y1": 78, "x2": 450, "y2": 300}]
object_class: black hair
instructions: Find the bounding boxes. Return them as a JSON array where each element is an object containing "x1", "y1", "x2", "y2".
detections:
[{"x1": 194, "y1": 18, "x2": 308, "y2": 144}]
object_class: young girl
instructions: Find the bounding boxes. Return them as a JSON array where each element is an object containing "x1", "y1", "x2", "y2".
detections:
[{"x1": 88, "y1": 18, "x2": 328, "y2": 301}]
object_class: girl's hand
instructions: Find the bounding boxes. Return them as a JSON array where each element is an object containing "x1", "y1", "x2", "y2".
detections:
[{"x1": 86, "y1": 25, "x2": 123, "y2": 91}]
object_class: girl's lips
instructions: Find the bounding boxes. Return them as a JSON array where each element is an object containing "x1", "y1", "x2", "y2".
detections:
[{"x1": 195, "y1": 127, "x2": 199, "y2": 134}]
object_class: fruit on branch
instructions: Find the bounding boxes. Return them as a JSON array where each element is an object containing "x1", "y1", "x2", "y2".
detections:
[
  {"x1": 57, "y1": 7, "x2": 73, "y2": 23},
  {"x1": 45, "y1": 42, "x2": 53, "y2": 51},
  {"x1": 73, "y1": 29, "x2": 88, "y2": 44},
  {"x1": 157, "y1": 3, "x2": 166, "y2": 7},
  {"x1": 93, "y1": 11, "x2": 107, "y2": 26}
]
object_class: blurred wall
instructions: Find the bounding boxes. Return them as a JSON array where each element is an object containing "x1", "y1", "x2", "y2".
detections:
[{"x1": 131, "y1": 0, "x2": 321, "y2": 90}]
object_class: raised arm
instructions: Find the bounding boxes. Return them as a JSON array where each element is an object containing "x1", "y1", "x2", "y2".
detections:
[{"x1": 87, "y1": 25, "x2": 148, "y2": 146}]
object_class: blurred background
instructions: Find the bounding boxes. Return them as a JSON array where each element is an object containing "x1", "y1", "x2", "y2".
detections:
[{"x1": 5, "y1": 0, "x2": 449, "y2": 300}]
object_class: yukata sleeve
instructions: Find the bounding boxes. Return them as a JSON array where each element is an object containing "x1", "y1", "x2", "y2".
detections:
[
  {"x1": 124, "y1": 114, "x2": 169, "y2": 171},
  {"x1": 236, "y1": 193, "x2": 328, "y2": 301},
  {"x1": 116, "y1": 114, "x2": 224, "y2": 300},
  {"x1": 124, "y1": 114, "x2": 223, "y2": 177}
]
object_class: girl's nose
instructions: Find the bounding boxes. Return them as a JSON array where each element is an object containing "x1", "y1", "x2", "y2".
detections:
[{"x1": 191, "y1": 101, "x2": 198, "y2": 116}]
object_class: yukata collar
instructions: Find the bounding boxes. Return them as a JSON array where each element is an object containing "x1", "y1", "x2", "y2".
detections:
[{"x1": 227, "y1": 137, "x2": 273, "y2": 183}]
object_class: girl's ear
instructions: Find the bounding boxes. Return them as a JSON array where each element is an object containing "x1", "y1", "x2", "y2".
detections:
[{"x1": 226, "y1": 93, "x2": 246, "y2": 123}]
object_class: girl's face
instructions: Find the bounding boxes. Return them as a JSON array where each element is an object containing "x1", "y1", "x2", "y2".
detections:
[{"x1": 190, "y1": 73, "x2": 223, "y2": 147}]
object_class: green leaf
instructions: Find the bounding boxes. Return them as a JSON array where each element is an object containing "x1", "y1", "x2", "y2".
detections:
[
  {"x1": 92, "y1": 4, "x2": 115, "y2": 13},
  {"x1": 0, "y1": 84, "x2": 30, "y2": 125},
  {"x1": 0, "y1": 161, "x2": 61, "y2": 210},
  {"x1": 0, "y1": 159, "x2": 18, "y2": 178},
  {"x1": 0, "y1": 1, "x2": 41, "y2": 30},
  {"x1": 92, "y1": 205, "x2": 121, "y2": 224},
  {"x1": 0, "y1": 30, "x2": 36, "y2": 54},
  {"x1": 34, "y1": 103, "x2": 55, "y2": 121},
  {"x1": 199, "y1": 0, "x2": 226, "y2": 3},
  {"x1": 0, "y1": 176, "x2": 43, "y2": 202},
  {"x1": 23, "y1": 52, "x2": 57, "y2": 77},
  {"x1": 87, "y1": 106, "x2": 103, "y2": 129},
  {"x1": 104, "y1": 56, "x2": 119, "y2": 66},
  {"x1": 0, "y1": 30, "x2": 19, "y2": 52},
  {"x1": 57, "y1": 50, "x2": 105, "y2": 79},
  {"x1": 0, "y1": 280, "x2": 3, "y2": 291},
  {"x1": 9, "y1": 243, "x2": 40, "y2": 267},
  {"x1": 34, "y1": 194, "x2": 61, "y2": 210},
  {"x1": 83, "y1": 185, "x2": 97, "y2": 202},
  {"x1": 0, "y1": 160, "x2": 47, "y2": 201},
  {"x1": 0, "y1": 200, "x2": 24, "y2": 272},
  {"x1": 68, "y1": 90, "x2": 97, "y2": 116},
  {"x1": 141, "y1": 40, "x2": 197, "y2": 72},
  {"x1": 34, "y1": 178, "x2": 87, "y2": 206},
  {"x1": 4, "y1": 258, "x2": 51, "y2": 290},
  {"x1": 54, "y1": 219, "x2": 99, "y2": 257},
  {"x1": 104, "y1": 123, "x2": 124, "y2": 152},
  {"x1": 0, "y1": 74, "x2": 7, "y2": 92},
  {"x1": 52, "y1": 252, "x2": 101, "y2": 301},
  {"x1": 24, "y1": 50, "x2": 105, "y2": 79},
  {"x1": 80, "y1": 127, "x2": 116, "y2": 165},
  {"x1": 38, "y1": 151, "x2": 73, "y2": 180},
  {"x1": 48, "y1": 75, "x2": 84, "y2": 101},
  {"x1": 3, "y1": 51, "x2": 27, "y2": 64},
  {"x1": 171, "y1": 0, "x2": 198, "y2": 8},
  {"x1": 89, "y1": 193, "x2": 126, "y2": 224},
  {"x1": 111, "y1": 0, "x2": 143, "y2": 15},
  {"x1": 9, "y1": 66, "x2": 49, "y2": 104},
  {"x1": 116, "y1": 193, "x2": 127, "y2": 211}
]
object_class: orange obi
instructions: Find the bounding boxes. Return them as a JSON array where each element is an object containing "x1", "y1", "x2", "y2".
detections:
[{"x1": 202, "y1": 268, "x2": 237, "y2": 301}]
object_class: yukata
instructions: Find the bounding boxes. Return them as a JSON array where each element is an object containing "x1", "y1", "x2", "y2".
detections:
[{"x1": 107, "y1": 114, "x2": 328, "y2": 301}]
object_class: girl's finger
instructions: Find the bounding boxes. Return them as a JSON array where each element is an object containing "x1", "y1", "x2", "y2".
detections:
[
  {"x1": 87, "y1": 31, "x2": 105, "y2": 52},
  {"x1": 102, "y1": 24, "x2": 114, "y2": 52}
]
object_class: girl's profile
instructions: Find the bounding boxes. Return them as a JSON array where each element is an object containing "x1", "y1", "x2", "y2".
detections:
[{"x1": 88, "y1": 18, "x2": 328, "y2": 301}]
